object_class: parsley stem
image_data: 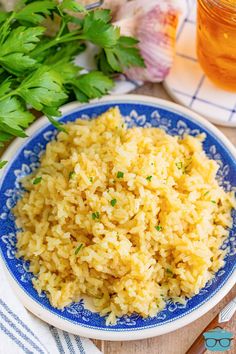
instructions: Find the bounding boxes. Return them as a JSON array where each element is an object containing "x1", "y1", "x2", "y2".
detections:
[
  {"x1": 0, "y1": 90, "x2": 17, "y2": 102},
  {"x1": 57, "y1": 5, "x2": 64, "y2": 18},
  {"x1": 31, "y1": 32, "x2": 84, "y2": 57},
  {"x1": 56, "y1": 21, "x2": 66, "y2": 39}
]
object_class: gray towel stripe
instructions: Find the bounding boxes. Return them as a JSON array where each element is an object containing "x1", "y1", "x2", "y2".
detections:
[
  {"x1": 0, "y1": 298, "x2": 46, "y2": 350},
  {"x1": 0, "y1": 309, "x2": 45, "y2": 354},
  {"x1": 0, "y1": 321, "x2": 33, "y2": 354},
  {"x1": 49, "y1": 326, "x2": 66, "y2": 354}
]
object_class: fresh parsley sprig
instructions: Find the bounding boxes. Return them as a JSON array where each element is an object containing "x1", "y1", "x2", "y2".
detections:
[{"x1": 0, "y1": 0, "x2": 144, "y2": 168}]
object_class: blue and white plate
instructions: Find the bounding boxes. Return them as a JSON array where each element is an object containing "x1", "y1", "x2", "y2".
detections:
[{"x1": 0, "y1": 95, "x2": 235, "y2": 340}]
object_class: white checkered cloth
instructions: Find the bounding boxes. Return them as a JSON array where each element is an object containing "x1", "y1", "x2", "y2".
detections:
[{"x1": 165, "y1": 0, "x2": 236, "y2": 126}]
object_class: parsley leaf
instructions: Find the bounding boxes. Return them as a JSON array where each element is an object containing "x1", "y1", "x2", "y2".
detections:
[
  {"x1": 83, "y1": 12, "x2": 120, "y2": 47},
  {"x1": 0, "y1": 26, "x2": 44, "y2": 56},
  {"x1": 33, "y1": 176, "x2": 42, "y2": 185},
  {"x1": 97, "y1": 36, "x2": 145, "y2": 74},
  {"x1": 71, "y1": 71, "x2": 114, "y2": 101},
  {"x1": 166, "y1": 268, "x2": 173, "y2": 276},
  {"x1": 0, "y1": 4, "x2": 144, "y2": 165},
  {"x1": 92, "y1": 211, "x2": 100, "y2": 220},
  {"x1": 146, "y1": 176, "x2": 152, "y2": 181},
  {"x1": 89, "y1": 9, "x2": 111, "y2": 23},
  {"x1": 107, "y1": 41, "x2": 144, "y2": 70},
  {"x1": 44, "y1": 44, "x2": 84, "y2": 68},
  {"x1": 175, "y1": 162, "x2": 183, "y2": 170},
  {"x1": 117, "y1": 171, "x2": 124, "y2": 178},
  {"x1": 155, "y1": 225, "x2": 162, "y2": 232},
  {"x1": 15, "y1": 1, "x2": 56, "y2": 25},
  {"x1": 96, "y1": 49, "x2": 114, "y2": 75},
  {"x1": 16, "y1": 66, "x2": 68, "y2": 112},
  {"x1": 48, "y1": 58, "x2": 82, "y2": 83},
  {"x1": 3, "y1": 53, "x2": 36, "y2": 75},
  {"x1": 47, "y1": 115, "x2": 66, "y2": 132},
  {"x1": 69, "y1": 171, "x2": 76, "y2": 179},
  {"x1": 75, "y1": 243, "x2": 83, "y2": 255},
  {"x1": 0, "y1": 130, "x2": 12, "y2": 147},
  {"x1": 0, "y1": 160, "x2": 7, "y2": 169},
  {"x1": 0, "y1": 97, "x2": 34, "y2": 137},
  {"x1": 118, "y1": 36, "x2": 139, "y2": 46},
  {"x1": 0, "y1": 12, "x2": 8, "y2": 24},
  {"x1": 0, "y1": 26, "x2": 44, "y2": 74},
  {"x1": 59, "y1": 0, "x2": 86, "y2": 13},
  {"x1": 0, "y1": 12, "x2": 14, "y2": 45},
  {"x1": 110, "y1": 199, "x2": 117, "y2": 207},
  {"x1": 0, "y1": 78, "x2": 12, "y2": 97}
]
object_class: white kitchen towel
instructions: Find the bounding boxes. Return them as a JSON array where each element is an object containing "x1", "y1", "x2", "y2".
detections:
[{"x1": 0, "y1": 265, "x2": 102, "y2": 354}]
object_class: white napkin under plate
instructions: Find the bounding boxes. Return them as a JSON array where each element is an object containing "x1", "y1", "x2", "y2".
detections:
[{"x1": 0, "y1": 264, "x2": 102, "y2": 354}]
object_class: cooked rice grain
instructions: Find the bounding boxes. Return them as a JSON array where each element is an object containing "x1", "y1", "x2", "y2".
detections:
[{"x1": 14, "y1": 107, "x2": 236, "y2": 324}]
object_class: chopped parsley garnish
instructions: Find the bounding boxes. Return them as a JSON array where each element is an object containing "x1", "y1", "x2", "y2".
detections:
[
  {"x1": 92, "y1": 211, "x2": 100, "y2": 220},
  {"x1": 75, "y1": 244, "x2": 83, "y2": 255},
  {"x1": 204, "y1": 191, "x2": 210, "y2": 196},
  {"x1": 155, "y1": 225, "x2": 162, "y2": 232},
  {"x1": 89, "y1": 177, "x2": 93, "y2": 183},
  {"x1": 146, "y1": 176, "x2": 152, "y2": 181},
  {"x1": 166, "y1": 268, "x2": 173, "y2": 275},
  {"x1": 117, "y1": 171, "x2": 124, "y2": 178},
  {"x1": 33, "y1": 176, "x2": 42, "y2": 185},
  {"x1": 211, "y1": 200, "x2": 216, "y2": 204},
  {"x1": 175, "y1": 162, "x2": 183, "y2": 170},
  {"x1": 184, "y1": 160, "x2": 192, "y2": 174},
  {"x1": 69, "y1": 171, "x2": 76, "y2": 180},
  {"x1": 110, "y1": 199, "x2": 117, "y2": 207}
]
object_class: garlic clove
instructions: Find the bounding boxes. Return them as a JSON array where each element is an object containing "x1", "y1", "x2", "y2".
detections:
[{"x1": 114, "y1": 0, "x2": 184, "y2": 83}]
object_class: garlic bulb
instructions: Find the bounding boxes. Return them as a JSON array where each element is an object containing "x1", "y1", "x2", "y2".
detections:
[{"x1": 114, "y1": 0, "x2": 183, "y2": 82}]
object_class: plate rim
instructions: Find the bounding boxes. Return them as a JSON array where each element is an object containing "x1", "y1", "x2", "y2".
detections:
[{"x1": 0, "y1": 94, "x2": 235, "y2": 341}]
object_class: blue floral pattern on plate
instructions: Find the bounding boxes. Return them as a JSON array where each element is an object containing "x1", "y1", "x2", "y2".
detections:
[{"x1": 0, "y1": 101, "x2": 235, "y2": 331}]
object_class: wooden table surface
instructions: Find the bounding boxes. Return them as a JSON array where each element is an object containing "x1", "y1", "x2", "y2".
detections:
[{"x1": 92, "y1": 83, "x2": 236, "y2": 354}]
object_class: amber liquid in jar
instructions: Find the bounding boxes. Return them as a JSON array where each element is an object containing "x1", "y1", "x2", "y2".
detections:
[{"x1": 197, "y1": 0, "x2": 236, "y2": 92}]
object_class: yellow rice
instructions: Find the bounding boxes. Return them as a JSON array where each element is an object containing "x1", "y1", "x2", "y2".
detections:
[{"x1": 14, "y1": 107, "x2": 236, "y2": 324}]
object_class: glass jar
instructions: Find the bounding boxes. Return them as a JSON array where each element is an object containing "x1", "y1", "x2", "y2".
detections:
[{"x1": 197, "y1": 0, "x2": 236, "y2": 92}]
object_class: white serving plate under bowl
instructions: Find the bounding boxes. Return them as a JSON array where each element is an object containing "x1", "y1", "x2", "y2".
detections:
[{"x1": 0, "y1": 95, "x2": 235, "y2": 340}]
